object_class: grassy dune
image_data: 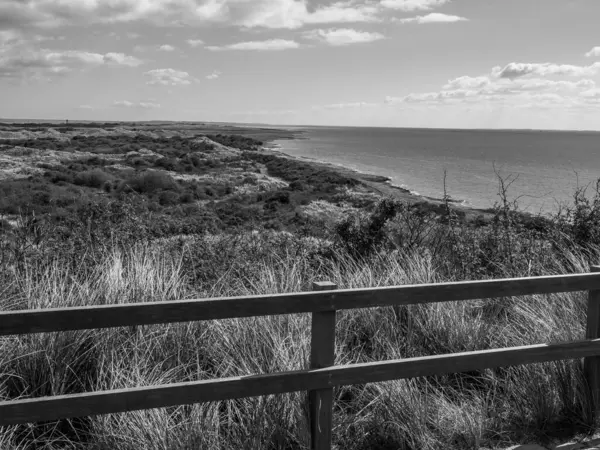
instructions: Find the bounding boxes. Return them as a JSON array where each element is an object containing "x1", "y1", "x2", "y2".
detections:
[
  {"x1": 3, "y1": 125, "x2": 600, "y2": 449},
  {"x1": 1, "y1": 238, "x2": 598, "y2": 450}
]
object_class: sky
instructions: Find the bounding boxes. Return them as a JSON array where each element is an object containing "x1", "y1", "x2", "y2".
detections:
[{"x1": 1, "y1": 0, "x2": 600, "y2": 130}]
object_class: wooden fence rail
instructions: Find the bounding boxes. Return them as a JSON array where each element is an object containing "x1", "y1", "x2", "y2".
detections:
[{"x1": 3, "y1": 269, "x2": 600, "y2": 450}]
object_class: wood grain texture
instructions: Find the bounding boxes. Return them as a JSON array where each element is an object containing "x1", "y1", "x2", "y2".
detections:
[
  {"x1": 309, "y1": 281, "x2": 337, "y2": 450},
  {"x1": 3, "y1": 338, "x2": 600, "y2": 426},
  {"x1": 2, "y1": 272, "x2": 600, "y2": 336},
  {"x1": 585, "y1": 265, "x2": 600, "y2": 413}
]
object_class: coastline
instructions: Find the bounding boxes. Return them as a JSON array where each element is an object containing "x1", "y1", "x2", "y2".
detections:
[{"x1": 262, "y1": 140, "x2": 493, "y2": 222}]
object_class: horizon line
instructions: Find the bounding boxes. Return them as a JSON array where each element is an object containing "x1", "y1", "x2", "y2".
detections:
[{"x1": 1, "y1": 118, "x2": 600, "y2": 134}]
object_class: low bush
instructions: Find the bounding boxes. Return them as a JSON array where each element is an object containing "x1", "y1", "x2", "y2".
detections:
[
  {"x1": 154, "y1": 157, "x2": 178, "y2": 171},
  {"x1": 0, "y1": 218, "x2": 11, "y2": 231},
  {"x1": 246, "y1": 152, "x2": 359, "y2": 192},
  {"x1": 158, "y1": 191, "x2": 181, "y2": 206},
  {"x1": 122, "y1": 171, "x2": 179, "y2": 194},
  {"x1": 206, "y1": 133, "x2": 263, "y2": 150},
  {"x1": 74, "y1": 169, "x2": 113, "y2": 189},
  {"x1": 335, "y1": 198, "x2": 402, "y2": 258},
  {"x1": 45, "y1": 169, "x2": 75, "y2": 184}
]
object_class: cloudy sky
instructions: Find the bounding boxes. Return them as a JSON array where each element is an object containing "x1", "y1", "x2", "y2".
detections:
[{"x1": 1, "y1": 0, "x2": 600, "y2": 129}]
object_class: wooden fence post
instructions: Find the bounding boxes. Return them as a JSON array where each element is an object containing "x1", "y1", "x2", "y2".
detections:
[
  {"x1": 585, "y1": 265, "x2": 600, "y2": 416},
  {"x1": 309, "y1": 281, "x2": 337, "y2": 450}
]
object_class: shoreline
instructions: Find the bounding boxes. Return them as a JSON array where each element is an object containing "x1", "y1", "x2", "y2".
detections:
[{"x1": 262, "y1": 141, "x2": 494, "y2": 222}]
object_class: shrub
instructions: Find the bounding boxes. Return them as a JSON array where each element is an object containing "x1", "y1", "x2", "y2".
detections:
[
  {"x1": 190, "y1": 155, "x2": 203, "y2": 167},
  {"x1": 266, "y1": 191, "x2": 290, "y2": 205},
  {"x1": 245, "y1": 153, "x2": 359, "y2": 192},
  {"x1": 159, "y1": 191, "x2": 180, "y2": 206},
  {"x1": 124, "y1": 171, "x2": 179, "y2": 194},
  {"x1": 206, "y1": 134, "x2": 262, "y2": 150},
  {"x1": 45, "y1": 169, "x2": 75, "y2": 184},
  {"x1": 0, "y1": 218, "x2": 12, "y2": 231},
  {"x1": 242, "y1": 176, "x2": 257, "y2": 185},
  {"x1": 559, "y1": 180, "x2": 600, "y2": 248},
  {"x1": 74, "y1": 169, "x2": 113, "y2": 189},
  {"x1": 179, "y1": 192, "x2": 195, "y2": 204},
  {"x1": 214, "y1": 202, "x2": 261, "y2": 228},
  {"x1": 131, "y1": 157, "x2": 151, "y2": 168},
  {"x1": 154, "y1": 157, "x2": 178, "y2": 171},
  {"x1": 289, "y1": 180, "x2": 307, "y2": 191},
  {"x1": 335, "y1": 198, "x2": 402, "y2": 258},
  {"x1": 32, "y1": 191, "x2": 51, "y2": 205}
]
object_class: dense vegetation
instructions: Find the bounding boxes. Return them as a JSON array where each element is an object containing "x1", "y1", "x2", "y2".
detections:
[
  {"x1": 2, "y1": 128, "x2": 600, "y2": 449},
  {"x1": 0, "y1": 135, "x2": 366, "y2": 240},
  {"x1": 0, "y1": 122, "x2": 126, "y2": 128}
]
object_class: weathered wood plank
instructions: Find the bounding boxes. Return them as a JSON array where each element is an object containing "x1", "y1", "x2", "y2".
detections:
[
  {"x1": 3, "y1": 338, "x2": 600, "y2": 426},
  {"x1": 2, "y1": 272, "x2": 599, "y2": 336},
  {"x1": 309, "y1": 281, "x2": 337, "y2": 450},
  {"x1": 585, "y1": 265, "x2": 600, "y2": 414}
]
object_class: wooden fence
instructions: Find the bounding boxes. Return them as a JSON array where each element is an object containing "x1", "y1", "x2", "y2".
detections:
[{"x1": 3, "y1": 268, "x2": 600, "y2": 449}]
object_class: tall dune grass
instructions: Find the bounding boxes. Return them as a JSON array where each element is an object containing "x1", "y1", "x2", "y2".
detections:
[{"x1": 1, "y1": 237, "x2": 598, "y2": 449}]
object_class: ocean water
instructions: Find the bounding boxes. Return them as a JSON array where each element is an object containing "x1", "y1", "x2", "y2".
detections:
[{"x1": 273, "y1": 127, "x2": 600, "y2": 213}]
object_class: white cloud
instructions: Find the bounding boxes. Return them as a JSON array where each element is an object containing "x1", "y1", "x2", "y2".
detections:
[
  {"x1": 386, "y1": 63, "x2": 599, "y2": 110},
  {"x1": 0, "y1": 29, "x2": 19, "y2": 47},
  {"x1": 444, "y1": 76, "x2": 595, "y2": 95},
  {"x1": 506, "y1": 78, "x2": 595, "y2": 92},
  {"x1": 443, "y1": 76, "x2": 491, "y2": 90},
  {"x1": 1, "y1": 0, "x2": 196, "y2": 28},
  {"x1": 0, "y1": 1, "x2": 60, "y2": 29},
  {"x1": 585, "y1": 47, "x2": 600, "y2": 58},
  {"x1": 229, "y1": 108, "x2": 298, "y2": 116},
  {"x1": 206, "y1": 39, "x2": 300, "y2": 51},
  {"x1": 0, "y1": 30, "x2": 65, "y2": 50},
  {"x1": 581, "y1": 88, "x2": 600, "y2": 99},
  {"x1": 144, "y1": 68, "x2": 195, "y2": 85},
  {"x1": 78, "y1": 104, "x2": 94, "y2": 110},
  {"x1": 0, "y1": 0, "x2": 384, "y2": 30},
  {"x1": 397, "y1": 13, "x2": 468, "y2": 24},
  {"x1": 232, "y1": 0, "x2": 380, "y2": 29},
  {"x1": 113, "y1": 100, "x2": 161, "y2": 109},
  {"x1": 33, "y1": 34, "x2": 66, "y2": 42},
  {"x1": 49, "y1": 50, "x2": 104, "y2": 65},
  {"x1": 306, "y1": 28, "x2": 384, "y2": 46},
  {"x1": 113, "y1": 100, "x2": 134, "y2": 107},
  {"x1": 206, "y1": 70, "x2": 221, "y2": 80},
  {"x1": 292, "y1": 1, "x2": 380, "y2": 27},
  {"x1": 158, "y1": 44, "x2": 175, "y2": 52},
  {"x1": 380, "y1": 0, "x2": 450, "y2": 11},
  {"x1": 386, "y1": 89, "x2": 478, "y2": 104},
  {"x1": 138, "y1": 101, "x2": 161, "y2": 109},
  {"x1": 102, "y1": 52, "x2": 142, "y2": 66},
  {"x1": 314, "y1": 101, "x2": 377, "y2": 110},
  {"x1": 493, "y1": 62, "x2": 600, "y2": 79},
  {"x1": 187, "y1": 39, "x2": 204, "y2": 47},
  {"x1": 0, "y1": 48, "x2": 142, "y2": 79}
]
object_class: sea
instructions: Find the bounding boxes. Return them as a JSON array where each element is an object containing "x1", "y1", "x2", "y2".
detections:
[{"x1": 273, "y1": 127, "x2": 600, "y2": 214}]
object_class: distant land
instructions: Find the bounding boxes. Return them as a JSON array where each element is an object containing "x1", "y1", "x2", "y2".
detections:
[{"x1": 2, "y1": 118, "x2": 600, "y2": 134}]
